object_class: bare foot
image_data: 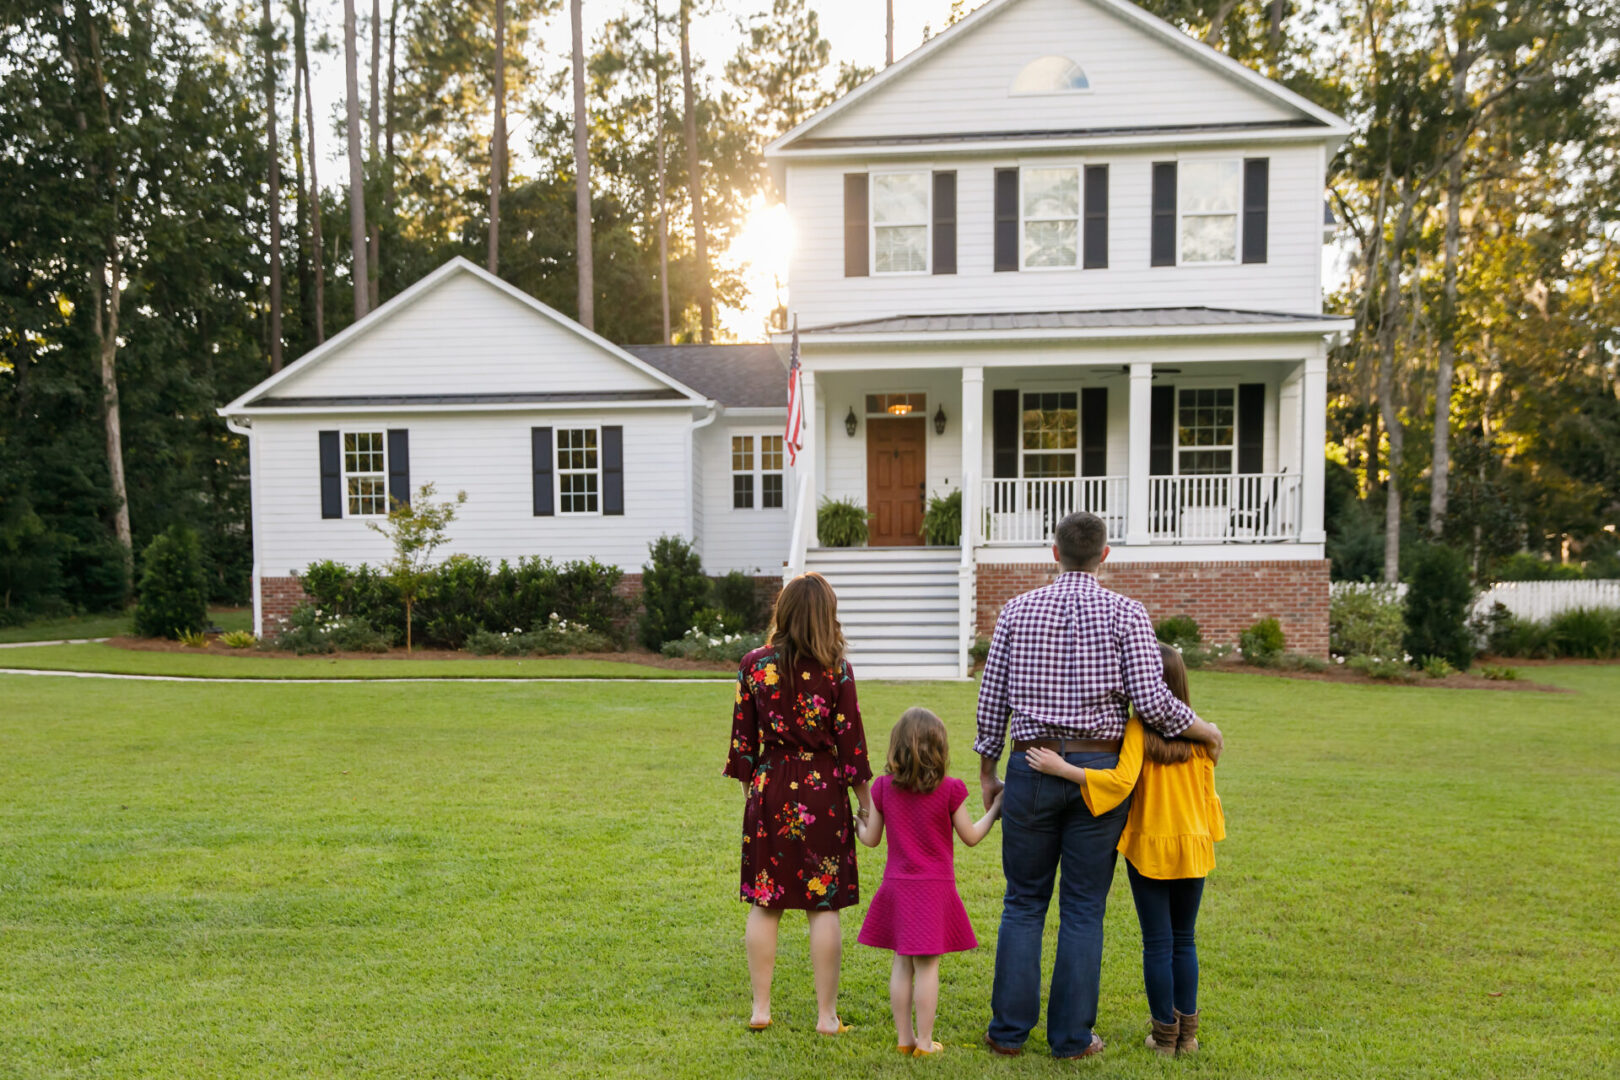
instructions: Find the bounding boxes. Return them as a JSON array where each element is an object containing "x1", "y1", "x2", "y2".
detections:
[{"x1": 815, "y1": 1017, "x2": 849, "y2": 1035}]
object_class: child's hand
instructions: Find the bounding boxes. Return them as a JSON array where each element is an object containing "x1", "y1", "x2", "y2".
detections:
[{"x1": 1025, "y1": 746, "x2": 1064, "y2": 775}]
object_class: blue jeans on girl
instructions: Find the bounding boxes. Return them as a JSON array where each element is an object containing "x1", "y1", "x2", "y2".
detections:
[{"x1": 1125, "y1": 864, "x2": 1205, "y2": 1023}]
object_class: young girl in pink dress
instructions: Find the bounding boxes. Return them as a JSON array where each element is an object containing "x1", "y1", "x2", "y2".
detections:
[{"x1": 856, "y1": 707, "x2": 1003, "y2": 1058}]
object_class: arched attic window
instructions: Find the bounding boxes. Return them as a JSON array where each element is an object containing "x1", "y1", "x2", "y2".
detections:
[{"x1": 1011, "y1": 55, "x2": 1090, "y2": 95}]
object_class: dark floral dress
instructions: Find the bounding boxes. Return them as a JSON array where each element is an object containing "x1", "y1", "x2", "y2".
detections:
[{"x1": 724, "y1": 645, "x2": 871, "y2": 910}]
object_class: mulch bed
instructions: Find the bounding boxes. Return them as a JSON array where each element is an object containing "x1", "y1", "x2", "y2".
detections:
[
  {"x1": 102, "y1": 636, "x2": 736, "y2": 673},
  {"x1": 1209, "y1": 658, "x2": 1569, "y2": 693}
]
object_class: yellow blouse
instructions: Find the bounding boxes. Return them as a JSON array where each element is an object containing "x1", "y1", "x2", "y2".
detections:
[{"x1": 1080, "y1": 717, "x2": 1225, "y2": 880}]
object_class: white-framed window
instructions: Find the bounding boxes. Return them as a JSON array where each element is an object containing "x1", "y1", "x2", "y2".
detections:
[
  {"x1": 1020, "y1": 391, "x2": 1078, "y2": 478},
  {"x1": 1175, "y1": 387, "x2": 1236, "y2": 475},
  {"x1": 732, "y1": 433, "x2": 785, "y2": 511},
  {"x1": 865, "y1": 391, "x2": 927, "y2": 417},
  {"x1": 342, "y1": 430, "x2": 388, "y2": 517},
  {"x1": 1021, "y1": 167, "x2": 1080, "y2": 269},
  {"x1": 1011, "y1": 56, "x2": 1090, "y2": 95},
  {"x1": 556, "y1": 427, "x2": 601, "y2": 514},
  {"x1": 870, "y1": 171, "x2": 930, "y2": 274},
  {"x1": 1178, "y1": 159, "x2": 1241, "y2": 264}
]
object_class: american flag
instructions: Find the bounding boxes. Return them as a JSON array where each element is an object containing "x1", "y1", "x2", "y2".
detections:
[{"x1": 784, "y1": 317, "x2": 803, "y2": 465}]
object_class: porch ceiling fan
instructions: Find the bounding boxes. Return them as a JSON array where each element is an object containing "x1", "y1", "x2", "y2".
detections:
[{"x1": 1115, "y1": 365, "x2": 1183, "y2": 376}]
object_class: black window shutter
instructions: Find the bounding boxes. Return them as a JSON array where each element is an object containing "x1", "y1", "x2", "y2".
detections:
[
  {"x1": 991, "y1": 389, "x2": 1019, "y2": 479},
  {"x1": 994, "y1": 168, "x2": 1019, "y2": 272},
  {"x1": 1243, "y1": 158, "x2": 1269, "y2": 264},
  {"x1": 532, "y1": 427, "x2": 554, "y2": 516},
  {"x1": 1080, "y1": 388, "x2": 1108, "y2": 476},
  {"x1": 386, "y1": 429, "x2": 410, "y2": 510},
  {"x1": 319, "y1": 430, "x2": 342, "y2": 519},
  {"x1": 843, "y1": 173, "x2": 869, "y2": 277},
  {"x1": 1237, "y1": 383, "x2": 1265, "y2": 473},
  {"x1": 602, "y1": 425, "x2": 624, "y2": 516},
  {"x1": 932, "y1": 171, "x2": 957, "y2": 275},
  {"x1": 1083, "y1": 165, "x2": 1108, "y2": 269},
  {"x1": 1149, "y1": 385, "x2": 1175, "y2": 475},
  {"x1": 1151, "y1": 162, "x2": 1177, "y2": 267}
]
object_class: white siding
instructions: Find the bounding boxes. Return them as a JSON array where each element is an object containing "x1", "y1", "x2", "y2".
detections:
[
  {"x1": 818, "y1": 370, "x2": 965, "y2": 507},
  {"x1": 272, "y1": 272, "x2": 674, "y2": 398},
  {"x1": 812, "y1": 0, "x2": 1297, "y2": 142},
  {"x1": 251, "y1": 410, "x2": 693, "y2": 578},
  {"x1": 698, "y1": 415, "x2": 796, "y2": 575},
  {"x1": 787, "y1": 143, "x2": 1326, "y2": 328}
]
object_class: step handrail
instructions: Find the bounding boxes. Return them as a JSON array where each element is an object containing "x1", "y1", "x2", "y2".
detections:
[{"x1": 785, "y1": 471, "x2": 814, "y2": 581}]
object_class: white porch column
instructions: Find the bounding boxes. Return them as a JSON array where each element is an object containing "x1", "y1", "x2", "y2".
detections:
[
  {"x1": 1300, "y1": 353, "x2": 1328, "y2": 543},
  {"x1": 958, "y1": 367, "x2": 984, "y2": 678},
  {"x1": 1126, "y1": 361, "x2": 1153, "y2": 546}
]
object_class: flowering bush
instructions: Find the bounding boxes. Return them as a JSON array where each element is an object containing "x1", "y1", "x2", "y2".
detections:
[
  {"x1": 465, "y1": 613, "x2": 610, "y2": 656},
  {"x1": 661, "y1": 621, "x2": 766, "y2": 663},
  {"x1": 266, "y1": 604, "x2": 393, "y2": 654}
]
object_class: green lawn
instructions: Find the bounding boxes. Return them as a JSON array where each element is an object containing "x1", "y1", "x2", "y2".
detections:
[
  {"x1": 0, "y1": 607, "x2": 251, "y2": 645},
  {"x1": 1, "y1": 664, "x2": 1617, "y2": 1079}
]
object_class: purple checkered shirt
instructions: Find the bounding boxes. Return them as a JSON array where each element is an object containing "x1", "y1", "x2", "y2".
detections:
[{"x1": 974, "y1": 571, "x2": 1198, "y2": 760}]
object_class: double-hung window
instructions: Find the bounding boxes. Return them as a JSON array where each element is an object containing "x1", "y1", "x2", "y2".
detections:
[
  {"x1": 732, "y1": 434, "x2": 785, "y2": 510},
  {"x1": 1178, "y1": 160, "x2": 1241, "y2": 264},
  {"x1": 557, "y1": 427, "x2": 600, "y2": 513},
  {"x1": 1176, "y1": 388, "x2": 1236, "y2": 474},
  {"x1": 871, "y1": 172, "x2": 930, "y2": 274},
  {"x1": 1021, "y1": 391, "x2": 1079, "y2": 477},
  {"x1": 1021, "y1": 167, "x2": 1080, "y2": 269},
  {"x1": 343, "y1": 431, "x2": 388, "y2": 517}
]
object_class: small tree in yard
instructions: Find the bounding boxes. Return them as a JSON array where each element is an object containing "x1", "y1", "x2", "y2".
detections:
[
  {"x1": 639, "y1": 535, "x2": 710, "y2": 649},
  {"x1": 1403, "y1": 543, "x2": 1476, "y2": 671},
  {"x1": 134, "y1": 525, "x2": 209, "y2": 640},
  {"x1": 368, "y1": 483, "x2": 467, "y2": 652}
]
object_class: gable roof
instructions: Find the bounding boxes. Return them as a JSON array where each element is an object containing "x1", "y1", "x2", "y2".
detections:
[
  {"x1": 220, "y1": 258, "x2": 711, "y2": 416},
  {"x1": 625, "y1": 345, "x2": 786, "y2": 409},
  {"x1": 765, "y1": 0, "x2": 1349, "y2": 159}
]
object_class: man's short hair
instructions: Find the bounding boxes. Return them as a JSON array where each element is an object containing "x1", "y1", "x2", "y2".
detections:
[{"x1": 1055, "y1": 511, "x2": 1108, "y2": 570}]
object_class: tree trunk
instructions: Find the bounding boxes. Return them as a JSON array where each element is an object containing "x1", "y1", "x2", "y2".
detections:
[
  {"x1": 343, "y1": 0, "x2": 369, "y2": 320},
  {"x1": 571, "y1": 0, "x2": 593, "y2": 329},
  {"x1": 367, "y1": 0, "x2": 382, "y2": 309},
  {"x1": 490, "y1": 0, "x2": 506, "y2": 274},
  {"x1": 680, "y1": 0, "x2": 712, "y2": 343},
  {"x1": 262, "y1": 0, "x2": 283, "y2": 372},
  {"x1": 1430, "y1": 153, "x2": 1462, "y2": 538},
  {"x1": 1268, "y1": 0, "x2": 1284, "y2": 56},
  {"x1": 1204, "y1": 0, "x2": 1240, "y2": 49},
  {"x1": 290, "y1": 27, "x2": 310, "y2": 352},
  {"x1": 1377, "y1": 193, "x2": 1416, "y2": 584},
  {"x1": 653, "y1": 0, "x2": 670, "y2": 344},
  {"x1": 94, "y1": 246, "x2": 132, "y2": 561},
  {"x1": 886, "y1": 0, "x2": 894, "y2": 66},
  {"x1": 299, "y1": 0, "x2": 325, "y2": 342},
  {"x1": 385, "y1": 0, "x2": 399, "y2": 245}
]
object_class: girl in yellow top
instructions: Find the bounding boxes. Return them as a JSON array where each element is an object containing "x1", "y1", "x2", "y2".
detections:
[{"x1": 1026, "y1": 643, "x2": 1223, "y2": 1058}]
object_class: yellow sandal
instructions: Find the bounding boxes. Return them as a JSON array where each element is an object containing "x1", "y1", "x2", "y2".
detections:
[{"x1": 912, "y1": 1040, "x2": 944, "y2": 1058}]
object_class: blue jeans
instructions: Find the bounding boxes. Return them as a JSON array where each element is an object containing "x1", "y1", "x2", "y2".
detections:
[
  {"x1": 988, "y1": 750, "x2": 1129, "y2": 1057},
  {"x1": 1126, "y1": 863, "x2": 1205, "y2": 1022}
]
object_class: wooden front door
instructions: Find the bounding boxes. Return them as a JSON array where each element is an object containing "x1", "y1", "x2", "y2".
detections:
[{"x1": 866, "y1": 416, "x2": 927, "y2": 546}]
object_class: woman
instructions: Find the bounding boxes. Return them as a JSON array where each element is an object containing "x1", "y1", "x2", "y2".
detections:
[{"x1": 724, "y1": 572, "x2": 871, "y2": 1035}]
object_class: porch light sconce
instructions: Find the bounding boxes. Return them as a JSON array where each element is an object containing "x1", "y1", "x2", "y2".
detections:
[
  {"x1": 844, "y1": 406, "x2": 858, "y2": 437},
  {"x1": 934, "y1": 403, "x2": 947, "y2": 436}
]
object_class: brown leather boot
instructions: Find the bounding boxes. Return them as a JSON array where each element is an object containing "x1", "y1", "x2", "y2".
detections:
[
  {"x1": 1144, "y1": 1015, "x2": 1179, "y2": 1057},
  {"x1": 1174, "y1": 1010, "x2": 1199, "y2": 1054}
]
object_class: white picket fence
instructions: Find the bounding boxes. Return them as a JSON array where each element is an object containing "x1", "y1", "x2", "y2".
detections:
[{"x1": 1332, "y1": 579, "x2": 1620, "y2": 620}]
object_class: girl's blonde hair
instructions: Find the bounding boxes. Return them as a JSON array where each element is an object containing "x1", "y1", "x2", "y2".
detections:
[
  {"x1": 1142, "y1": 643, "x2": 1197, "y2": 765},
  {"x1": 886, "y1": 707, "x2": 949, "y2": 793},
  {"x1": 767, "y1": 572, "x2": 847, "y2": 673}
]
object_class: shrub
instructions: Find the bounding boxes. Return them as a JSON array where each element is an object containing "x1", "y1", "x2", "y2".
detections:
[
  {"x1": 133, "y1": 525, "x2": 209, "y2": 640},
  {"x1": 420, "y1": 554, "x2": 496, "y2": 650},
  {"x1": 1178, "y1": 643, "x2": 1233, "y2": 670},
  {"x1": 1239, "y1": 618, "x2": 1285, "y2": 665},
  {"x1": 969, "y1": 636, "x2": 991, "y2": 665},
  {"x1": 1330, "y1": 585, "x2": 1405, "y2": 660},
  {"x1": 920, "y1": 490, "x2": 962, "y2": 546},
  {"x1": 1547, "y1": 607, "x2": 1620, "y2": 659},
  {"x1": 710, "y1": 571, "x2": 763, "y2": 631},
  {"x1": 267, "y1": 604, "x2": 392, "y2": 654},
  {"x1": 817, "y1": 498, "x2": 869, "y2": 548},
  {"x1": 220, "y1": 630, "x2": 256, "y2": 649},
  {"x1": 178, "y1": 628, "x2": 210, "y2": 648},
  {"x1": 1403, "y1": 544, "x2": 1477, "y2": 671},
  {"x1": 1155, "y1": 615, "x2": 1202, "y2": 649},
  {"x1": 1492, "y1": 552, "x2": 1587, "y2": 581},
  {"x1": 465, "y1": 614, "x2": 610, "y2": 656},
  {"x1": 1419, "y1": 655, "x2": 1456, "y2": 679},
  {"x1": 639, "y1": 536, "x2": 710, "y2": 650},
  {"x1": 298, "y1": 561, "x2": 404, "y2": 642},
  {"x1": 1479, "y1": 664, "x2": 1520, "y2": 681},
  {"x1": 1275, "y1": 652, "x2": 1329, "y2": 673},
  {"x1": 1348, "y1": 654, "x2": 1416, "y2": 682},
  {"x1": 554, "y1": 559, "x2": 628, "y2": 637},
  {"x1": 661, "y1": 625, "x2": 767, "y2": 663},
  {"x1": 1477, "y1": 606, "x2": 1554, "y2": 659}
]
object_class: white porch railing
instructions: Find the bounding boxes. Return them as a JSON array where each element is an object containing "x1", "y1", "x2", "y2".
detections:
[
  {"x1": 1148, "y1": 473, "x2": 1302, "y2": 542},
  {"x1": 982, "y1": 477, "x2": 1128, "y2": 545}
]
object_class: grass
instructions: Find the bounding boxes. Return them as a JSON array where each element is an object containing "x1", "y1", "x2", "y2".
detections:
[
  {"x1": 0, "y1": 642, "x2": 727, "y2": 680},
  {"x1": 1, "y1": 664, "x2": 1617, "y2": 1078},
  {"x1": 0, "y1": 606, "x2": 251, "y2": 645}
]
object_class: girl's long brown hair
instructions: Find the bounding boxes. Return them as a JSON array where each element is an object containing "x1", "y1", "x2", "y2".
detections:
[
  {"x1": 887, "y1": 707, "x2": 949, "y2": 793},
  {"x1": 1143, "y1": 643, "x2": 1197, "y2": 765},
  {"x1": 768, "y1": 572, "x2": 847, "y2": 673}
]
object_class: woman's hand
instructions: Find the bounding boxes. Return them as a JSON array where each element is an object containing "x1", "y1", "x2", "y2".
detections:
[{"x1": 1024, "y1": 746, "x2": 1065, "y2": 775}]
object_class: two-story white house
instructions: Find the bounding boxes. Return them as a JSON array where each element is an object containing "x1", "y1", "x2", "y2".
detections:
[{"x1": 222, "y1": 0, "x2": 1350, "y2": 678}]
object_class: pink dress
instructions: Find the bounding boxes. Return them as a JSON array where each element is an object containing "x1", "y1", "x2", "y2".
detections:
[{"x1": 857, "y1": 774, "x2": 978, "y2": 956}]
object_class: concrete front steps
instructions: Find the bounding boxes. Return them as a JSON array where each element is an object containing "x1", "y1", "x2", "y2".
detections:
[{"x1": 803, "y1": 546, "x2": 965, "y2": 680}]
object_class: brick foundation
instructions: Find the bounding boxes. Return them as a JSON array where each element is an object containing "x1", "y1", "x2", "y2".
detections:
[
  {"x1": 975, "y1": 560, "x2": 1331, "y2": 657},
  {"x1": 259, "y1": 576, "x2": 308, "y2": 633}
]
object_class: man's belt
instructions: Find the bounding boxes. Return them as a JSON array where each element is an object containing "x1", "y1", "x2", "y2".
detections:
[{"x1": 1012, "y1": 737, "x2": 1123, "y2": 755}]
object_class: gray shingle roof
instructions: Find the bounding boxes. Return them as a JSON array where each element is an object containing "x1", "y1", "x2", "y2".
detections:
[
  {"x1": 803, "y1": 307, "x2": 1339, "y2": 335},
  {"x1": 625, "y1": 344, "x2": 786, "y2": 408}
]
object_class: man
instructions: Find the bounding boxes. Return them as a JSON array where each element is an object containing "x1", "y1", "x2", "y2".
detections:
[{"x1": 976, "y1": 511, "x2": 1223, "y2": 1060}]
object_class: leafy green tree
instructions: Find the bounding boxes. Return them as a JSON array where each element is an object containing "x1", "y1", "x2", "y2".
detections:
[
  {"x1": 1402, "y1": 543, "x2": 1476, "y2": 670},
  {"x1": 134, "y1": 525, "x2": 209, "y2": 640},
  {"x1": 367, "y1": 483, "x2": 467, "y2": 652},
  {"x1": 639, "y1": 535, "x2": 709, "y2": 649}
]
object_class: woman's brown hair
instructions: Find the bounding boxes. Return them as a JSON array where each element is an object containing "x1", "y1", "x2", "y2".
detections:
[
  {"x1": 768, "y1": 572, "x2": 847, "y2": 673},
  {"x1": 887, "y1": 707, "x2": 950, "y2": 793},
  {"x1": 1142, "y1": 643, "x2": 1197, "y2": 765}
]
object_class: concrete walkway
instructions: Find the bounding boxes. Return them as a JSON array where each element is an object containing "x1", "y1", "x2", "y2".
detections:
[
  {"x1": 0, "y1": 665, "x2": 730, "y2": 685},
  {"x1": 0, "y1": 638, "x2": 111, "y2": 648}
]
